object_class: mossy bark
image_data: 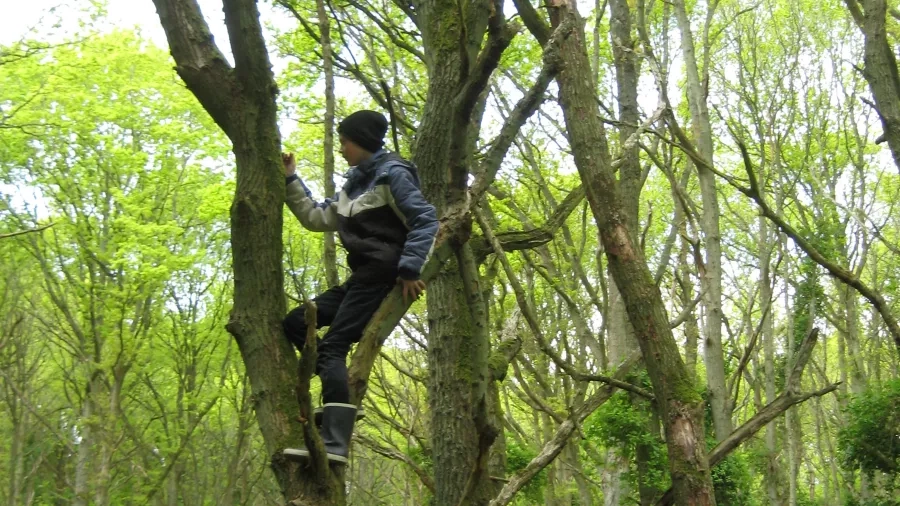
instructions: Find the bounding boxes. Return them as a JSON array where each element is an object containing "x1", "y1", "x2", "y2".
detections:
[{"x1": 415, "y1": 1, "x2": 508, "y2": 503}]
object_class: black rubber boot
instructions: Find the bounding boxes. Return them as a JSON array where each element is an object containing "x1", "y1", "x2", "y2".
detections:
[
  {"x1": 283, "y1": 403, "x2": 357, "y2": 464},
  {"x1": 314, "y1": 405, "x2": 365, "y2": 426}
]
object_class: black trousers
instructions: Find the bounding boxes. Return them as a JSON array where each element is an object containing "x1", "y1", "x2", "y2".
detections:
[{"x1": 283, "y1": 278, "x2": 393, "y2": 405}]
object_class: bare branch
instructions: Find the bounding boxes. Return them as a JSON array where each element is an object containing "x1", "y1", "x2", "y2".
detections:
[
  {"x1": 0, "y1": 223, "x2": 54, "y2": 240},
  {"x1": 471, "y1": 185, "x2": 586, "y2": 261},
  {"x1": 489, "y1": 353, "x2": 641, "y2": 506},
  {"x1": 474, "y1": 207, "x2": 653, "y2": 400}
]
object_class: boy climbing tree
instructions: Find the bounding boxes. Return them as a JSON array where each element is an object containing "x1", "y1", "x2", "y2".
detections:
[{"x1": 280, "y1": 110, "x2": 438, "y2": 463}]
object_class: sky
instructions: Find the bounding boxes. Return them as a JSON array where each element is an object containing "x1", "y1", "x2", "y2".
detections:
[{"x1": 2, "y1": 0, "x2": 228, "y2": 49}]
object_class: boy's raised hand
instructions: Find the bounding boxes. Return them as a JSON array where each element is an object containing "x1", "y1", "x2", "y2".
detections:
[
  {"x1": 398, "y1": 278, "x2": 426, "y2": 304},
  {"x1": 282, "y1": 152, "x2": 296, "y2": 177}
]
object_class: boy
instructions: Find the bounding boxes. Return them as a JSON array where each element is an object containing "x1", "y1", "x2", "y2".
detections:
[{"x1": 281, "y1": 110, "x2": 438, "y2": 463}]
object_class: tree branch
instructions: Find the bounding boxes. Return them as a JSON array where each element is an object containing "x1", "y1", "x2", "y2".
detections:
[
  {"x1": 730, "y1": 140, "x2": 900, "y2": 357},
  {"x1": 655, "y1": 328, "x2": 838, "y2": 505},
  {"x1": 456, "y1": 14, "x2": 518, "y2": 126},
  {"x1": 490, "y1": 309, "x2": 523, "y2": 381},
  {"x1": 489, "y1": 353, "x2": 641, "y2": 506},
  {"x1": 470, "y1": 60, "x2": 559, "y2": 202},
  {"x1": 512, "y1": 0, "x2": 551, "y2": 44},
  {"x1": 151, "y1": 0, "x2": 237, "y2": 137},
  {"x1": 296, "y1": 301, "x2": 329, "y2": 477},
  {"x1": 347, "y1": 203, "x2": 469, "y2": 406},
  {"x1": 471, "y1": 184, "x2": 586, "y2": 261},
  {"x1": 356, "y1": 434, "x2": 436, "y2": 492},
  {"x1": 474, "y1": 207, "x2": 653, "y2": 400},
  {"x1": 0, "y1": 223, "x2": 54, "y2": 239}
]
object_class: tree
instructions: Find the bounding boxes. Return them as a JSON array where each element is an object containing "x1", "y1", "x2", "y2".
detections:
[{"x1": 512, "y1": 0, "x2": 718, "y2": 503}]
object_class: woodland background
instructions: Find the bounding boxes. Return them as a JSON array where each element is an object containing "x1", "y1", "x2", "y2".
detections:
[{"x1": 2, "y1": 0, "x2": 900, "y2": 505}]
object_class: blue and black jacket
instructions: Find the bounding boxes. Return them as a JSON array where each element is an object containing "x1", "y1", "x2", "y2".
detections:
[{"x1": 286, "y1": 150, "x2": 439, "y2": 282}]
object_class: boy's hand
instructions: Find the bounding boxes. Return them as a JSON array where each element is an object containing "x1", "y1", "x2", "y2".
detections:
[
  {"x1": 282, "y1": 152, "x2": 296, "y2": 177},
  {"x1": 398, "y1": 278, "x2": 426, "y2": 304}
]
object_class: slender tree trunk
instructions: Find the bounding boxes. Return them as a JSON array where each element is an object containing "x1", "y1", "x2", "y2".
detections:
[
  {"x1": 601, "y1": 448, "x2": 628, "y2": 506},
  {"x1": 672, "y1": 0, "x2": 731, "y2": 441},
  {"x1": 7, "y1": 403, "x2": 23, "y2": 506},
  {"x1": 74, "y1": 383, "x2": 94, "y2": 506},
  {"x1": 316, "y1": 0, "x2": 339, "y2": 288},
  {"x1": 546, "y1": 3, "x2": 716, "y2": 503},
  {"x1": 760, "y1": 216, "x2": 780, "y2": 506},
  {"x1": 608, "y1": 3, "x2": 662, "y2": 501}
]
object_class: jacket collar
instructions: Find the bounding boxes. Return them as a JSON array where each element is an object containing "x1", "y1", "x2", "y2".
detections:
[{"x1": 355, "y1": 149, "x2": 388, "y2": 173}]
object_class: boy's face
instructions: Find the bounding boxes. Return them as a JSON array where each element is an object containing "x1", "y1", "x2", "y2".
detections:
[{"x1": 339, "y1": 135, "x2": 369, "y2": 167}]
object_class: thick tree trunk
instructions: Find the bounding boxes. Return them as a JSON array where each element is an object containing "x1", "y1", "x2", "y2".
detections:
[
  {"x1": 151, "y1": 1, "x2": 338, "y2": 502},
  {"x1": 543, "y1": 3, "x2": 716, "y2": 503},
  {"x1": 414, "y1": 2, "x2": 514, "y2": 503},
  {"x1": 672, "y1": 0, "x2": 731, "y2": 441},
  {"x1": 845, "y1": 0, "x2": 900, "y2": 173},
  {"x1": 316, "y1": 0, "x2": 339, "y2": 288}
]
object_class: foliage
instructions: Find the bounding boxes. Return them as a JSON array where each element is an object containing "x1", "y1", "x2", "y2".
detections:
[
  {"x1": 1, "y1": 0, "x2": 900, "y2": 503},
  {"x1": 838, "y1": 379, "x2": 900, "y2": 477},
  {"x1": 505, "y1": 438, "x2": 547, "y2": 504}
]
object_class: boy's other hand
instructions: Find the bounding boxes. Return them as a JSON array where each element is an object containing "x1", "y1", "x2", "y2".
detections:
[
  {"x1": 398, "y1": 278, "x2": 426, "y2": 304},
  {"x1": 282, "y1": 152, "x2": 296, "y2": 177}
]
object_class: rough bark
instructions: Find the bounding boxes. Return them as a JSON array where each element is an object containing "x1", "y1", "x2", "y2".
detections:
[
  {"x1": 151, "y1": 0, "x2": 321, "y2": 502},
  {"x1": 411, "y1": 2, "x2": 514, "y2": 503},
  {"x1": 520, "y1": 2, "x2": 717, "y2": 503},
  {"x1": 672, "y1": 0, "x2": 731, "y2": 441}
]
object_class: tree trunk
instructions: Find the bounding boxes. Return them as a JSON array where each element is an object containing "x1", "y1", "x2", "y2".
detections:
[
  {"x1": 74, "y1": 382, "x2": 94, "y2": 506},
  {"x1": 316, "y1": 0, "x2": 339, "y2": 288},
  {"x1": 543, "y1": 3, "x2": 716, "y2": 503},
  {"x1": 7, "y1": 399, "x2": 23, "y2": 506},
  {"x1": 413, "y1": 2, "x2": 514, "y2": 503},
  {"x1": 760, "y1": 216, "x2": 781, "y2": 506},
  {"x1": 672, "y1": 0, "x2": 731, "y2": 441},
  {"x1": 151, "y1": 1, "x2": 340, "y2": 502},
  {"x1": 845, "y1": 0, "x2": 900, "y2": 173}
]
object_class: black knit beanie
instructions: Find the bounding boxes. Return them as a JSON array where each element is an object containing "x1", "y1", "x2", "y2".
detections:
[{"x1": 337, "y1": 110, "x2": 388, "y2": 153}]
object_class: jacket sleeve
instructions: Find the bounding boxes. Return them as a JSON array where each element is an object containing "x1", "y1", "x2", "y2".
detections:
[
  {"x1": 285, "y1": 175, "x2": 340, "y2": 232},
  {"x1": 387, "y1": 166, "x2": 439, "y2": 280}
]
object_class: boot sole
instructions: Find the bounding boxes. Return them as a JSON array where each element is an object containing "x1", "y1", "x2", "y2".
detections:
[{"x1": 283, "y1": 448, "x2": 348, "y2": 464}]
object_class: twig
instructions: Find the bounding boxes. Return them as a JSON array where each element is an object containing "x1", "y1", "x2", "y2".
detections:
[
  {"x1": 0, "y1": 223, "x2": 54, "y2": 239},
  {"x1": 489, "y1": 353, "x2": 641, "y2": 506},
  {"x1": 474, "y1": 207, "x2": 654, "y2": 400},
  {"x1": 380, "y1": 79, "x2": 402, "y2": 154}
]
